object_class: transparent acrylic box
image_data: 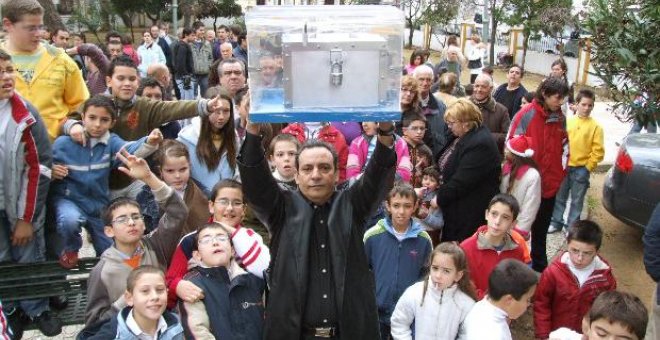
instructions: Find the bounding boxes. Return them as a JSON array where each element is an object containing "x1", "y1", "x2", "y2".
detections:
[{"x1": 245, "y1": 5, "x2": 404, "y2": 123}]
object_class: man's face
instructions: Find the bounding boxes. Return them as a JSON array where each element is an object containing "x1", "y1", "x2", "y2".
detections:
[
  {"x1": 219, "y1": 62, "x2": 245, "y2": 95},
  {"x1": 217, "y1": 28, "x2": 228, "y2": 41},
  {"x1": 107, "y1": 66, "x2": 139, "y2": 100},
  {"x1": 507, "y1": 66, "x2": 522, "y2": 86},
  {"x1": 0, "y1": 59, "x2": 16, "y2": 101},
  {"x1": 72, "y1": 35, "x2": 83, "y2": 47},
  {"x1": 295, "y1": 147, "x2": 338, "y2": 206},
  {"x1": 3, "y1": 14, "x2": 44, "y2": 53},
  {"x1": 220, "y1": 44, "x2": 233, "y2": 60},
  {"x1": 195, "y1": 27, "x2": 205, "y2": 39},
  {"x1": 260, "y1": 57, "x2": 278, "y2": 86},
  {"x1": 143, "y1": 32, "x2": 153, "y2": 45},
  {"x1": 205, "y1": 30, "x2": 215, "y2": 43},
  {"x1": 414, "y1": 72, "x2": 433, "y2": 95},
  {"x1": 184, "y1": 33, "x2": 195, "y2": 44},
  {"x1": 472, "y1": 78, "x2": 492, "y2": 101},
  {"x1": 150, "y1": 26, "x2": 159, "y2": 39},
  {"x1": 52, "y1": 30, "x2": 70, "y2": 48},
  {"x1": 141, "y1": 86, "x2": 163, "y2": 101},
  {"x1": 107, "y1": 43, "x2": 123, "y2": 60}
]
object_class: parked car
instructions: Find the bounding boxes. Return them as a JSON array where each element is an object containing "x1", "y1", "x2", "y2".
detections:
[{"x1": 603, "y1": 133, "x2": 660, "y2": 228}]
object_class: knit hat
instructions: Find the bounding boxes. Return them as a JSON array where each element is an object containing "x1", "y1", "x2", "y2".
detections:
[{"x1": 506, "y1": 135, "x2": 534, "y2": 157}]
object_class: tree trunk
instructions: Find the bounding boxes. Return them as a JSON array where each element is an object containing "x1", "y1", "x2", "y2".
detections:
[
  {"x1": 100, "y1": 0, "x2": 113, "y2": 31},
  {"x1": 489, "y1": 19, "x2": 498, "y2": 66},
  {"x1": 407, "y1": 20, "x2": 414, "y2": 48},
  {"x1": 37, "y1": 0, "x2": 65, "y2": 29},
  {"x1": 522, "y1": 34, "x2": 529, "y2": 69}
]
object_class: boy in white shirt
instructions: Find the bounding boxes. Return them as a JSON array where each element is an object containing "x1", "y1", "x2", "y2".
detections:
[{"x1": 463, "y1": 259, "x2": 538, "y2": 340}]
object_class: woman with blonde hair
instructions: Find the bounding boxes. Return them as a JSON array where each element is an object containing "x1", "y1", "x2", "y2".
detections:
[{"x1": 434, "y1": 99, "x2": 501, "y2": 242}]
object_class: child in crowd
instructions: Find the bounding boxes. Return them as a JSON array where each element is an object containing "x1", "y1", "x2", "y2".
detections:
[
  {"x1": 500, "y1": 134, "x2": 541, "y2": 240},
  {"x1": 521, "y1": 91, "x2": 535, "y2": 106},
  {"x1": 363, "y1": 184, "x2": 433, "y2": 339},
  {"x1": 534, "y1": 220, "x2": 616, "y2": 339},
  {"x1": 179, "y1": 222, "x2": 270, "y2": 339},
  {"x1": 548, "y1": 291, "x2": 648, "y2": 340},
  {"x1": 463, "y1": 259, "x2": 538, "y2": 340},
  {"x1": 347, "y1": 121, "x2": 412, "y2": 182},
  {"x1": 390, "y1": 242, "x2": 477, "y2": 340},
  {"x1": 52, "y1": 95, "x2": 162, "y2": 268},
  {"x1": 84, "y1": 151, "x2": 186, "y2": 328},
  {"x1": 136, "y1": 140, "x2": 211, "y2": 235},
  {"x1": 87, "y1": 266, "x2": 184, "y2": 339},
  {"x1": 177, "y1": 87, "x2": 238, "y2": 196},
  {"x1": 268, "y1": 133, "x2": 300, "y2": 188},
  {"x1": 415, "y1": 167, "x2": 444, "y2": 245},
  {"x1": 165, "y1": 180, "x2": 266, "y2": 308},
  {"x1": 549, "y1": 89, "x2": 604, "y2": 234},
  {"x1": 401, "y1": 114, "x2": 431, "y2": 187},
  {"x1": 461, "y1": 194, "x2": 529, "y2": 298}
]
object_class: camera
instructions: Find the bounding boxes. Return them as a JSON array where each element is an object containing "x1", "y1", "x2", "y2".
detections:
[{"x1": 183, "y1": 76, "x2": 192, "y2": 90}]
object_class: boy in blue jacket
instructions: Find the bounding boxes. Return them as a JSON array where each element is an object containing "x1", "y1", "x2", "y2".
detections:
[
  {"x1": 363, "y1": 183, "x2": 433, "y2": 340},
  {"x1": 51, "y1": 95, "x2": 162, "y2": 268}
]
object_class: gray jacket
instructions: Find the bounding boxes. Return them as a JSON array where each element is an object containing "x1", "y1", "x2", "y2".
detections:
[
  {"x1": 1, "y1": 93, "x2": 52, "y2": 229},
  {"x1": 191, "y1": 40, "x2": 213, "y2": 75}
]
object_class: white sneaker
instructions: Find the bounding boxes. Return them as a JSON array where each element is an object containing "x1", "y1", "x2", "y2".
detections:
[{"x1": 547, "y1": 224, "x2": 563, "y2": 234}]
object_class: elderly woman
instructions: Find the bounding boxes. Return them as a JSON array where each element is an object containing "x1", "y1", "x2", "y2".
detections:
[{"x1": 435, "y1": 98, "x2": 502, "y2": 242}]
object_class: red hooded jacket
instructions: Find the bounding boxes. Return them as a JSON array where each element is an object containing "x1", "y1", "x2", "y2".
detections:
[{"x1": 281, "y1": 123, "x2": 349, "y2": 182}]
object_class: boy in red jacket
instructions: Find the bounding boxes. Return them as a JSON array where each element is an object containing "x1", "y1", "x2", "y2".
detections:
[
  {"x1": 460, "y1": 194, "x2": 529, "y2": 299},
  {"x1": 533, "y1": 220, "x2": 617, "y2": 339}
]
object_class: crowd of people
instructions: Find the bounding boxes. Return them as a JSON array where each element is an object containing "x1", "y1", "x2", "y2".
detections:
[{"x1": 0, "y1": 0, "x2": 656, "y2": 339}]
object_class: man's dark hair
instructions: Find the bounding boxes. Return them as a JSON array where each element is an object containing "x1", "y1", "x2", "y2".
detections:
[
  {"x1": 535, "y1": 76, "x2": 569, "y2": 106},
  {"x1": 482, "y1": 66, "x2": 494, "y2": 76},
  {"x1": 295, "y1": 139, "x2": 339, "y2": 172},
  {"x1": 192, "y1": 21, "x2": 205, "y2": 30},
  {"x1": 102, "y1": 198, "x2": 140, "y2": 226},
  {"x1": 401, "y1": 114, "x2": 427, "y2": 128},
  {"x1": 82, "y1": 95, "x2": 116, "y2": 121},
  {"x1": 234, "y1": 86, "x2": 249, "y2": 105},
  {"x1": 237, "y1": 33, "x2": 247, "y2": 45},
  {"x1": 137, "y1": 77, "x2": 163, "y2": 97},
  {"x1": 510, "y1": 64, "x2": 525, "y2": 77},
  {"x1": 523, "y1": 91, "x2": 535, "y2": 103},
  {"x1": 464, "y1": 84, "x2": 474, "y2": 97},
  {"x1": 488, "y1": 259, "x2": 538, "y2": 301},
  {"x1": 230, "y1": 24, "x2": 242, "y2": 36},
  {"x1": 182, "y1": 27, "x2": 194, "y2": 37},
  {"x1": 107, "y1": 55, "x2": 138, "y2": 77},
  {"x1": 217, "y1": 25, "x2": 228, "y2": 32},
  {"x1": 0, "y1": 49, "x2": 12, "y2": 62},
  {"x1": 50, "y1": 27, "x2": 68, "y2": 37},
  {"x1": 487, "y1": 193, "x2": 520, "y2": 220},
  {"x1": 588, "y1": 291, "x2": 648, "y2": 340},
  {"x1": 105, "y1": 31, "x2": 122, "y2": 43},
  {"x1": 566, "y1": 219, "x2": 603, "y2": 250},
  {"x1": 576, "y1": 88, "x2": 596, "y2": 103}
]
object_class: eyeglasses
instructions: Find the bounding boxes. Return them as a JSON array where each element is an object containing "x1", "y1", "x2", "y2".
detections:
[
  {"x1": 446, "y1": 120, "x2": 460, "y2": 126},
  {"x1": 198, "y1": 234, "x2": 230, "y2": 245},
  {"x1": 400, "y1": 88, "x2": 415, "y2": 94},
  {"x1": 407, "y1": 126, "x2": 426, "y2": 132},
  {"x1": 0, "y1": 68, "x2": 15, "y2": 76},
  {"x1": 111, "y1": 213, "x2": 143, "y2": 225},
  {"x1": 222, "y1": 70, "x2": 243, "y2": 76},
  {"x1": 568, "y1": 247, "x2": 596, "y2": 258},
  {"x1": 214, "y1": 198, "x2": 244, "y2": 208}
]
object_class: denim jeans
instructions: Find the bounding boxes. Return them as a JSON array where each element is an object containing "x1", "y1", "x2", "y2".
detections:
[
  {"x1": 176, "y1": 77, "x2": 195, "y2": 100},
  {"x1": 551, "y1": 166, "x2": 590, "y2": 229},
  {"x1": 194, "y1": 74, "x2": 209, "y2": 98},
  {"x1": 54, "y1": 198, "x2": 111, "y2": 256},
  {"x1": 629, "y1": 118, "x2": 658, "y2": 135},
  {"x1": 0, "y1": 210, "x2": 48, "y2": 317}
]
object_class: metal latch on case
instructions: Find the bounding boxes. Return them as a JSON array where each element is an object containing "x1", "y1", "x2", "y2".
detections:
[{"x1": 330, "y1": 48, "x2": 343, "y2": 86}]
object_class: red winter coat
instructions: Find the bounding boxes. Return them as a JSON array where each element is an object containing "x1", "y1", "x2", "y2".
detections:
[
  {"x1": 506, "y1": 99, "x2": 568, "y2": 198},
  {"x1": 281, "y1": 123, "x2": 349, "y2": 182},
  {"x1": 533, "y1": 252, "x2": 617, "y2": 339}
]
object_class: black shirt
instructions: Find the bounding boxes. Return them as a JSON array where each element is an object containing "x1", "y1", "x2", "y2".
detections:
[{"x1": 303, "y1": 203, "x2": 337, "y2": 328}]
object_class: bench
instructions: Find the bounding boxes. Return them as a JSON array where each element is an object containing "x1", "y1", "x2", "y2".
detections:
[{"x1": 0, "y1": 258, "x2": 99, "y2": 329}]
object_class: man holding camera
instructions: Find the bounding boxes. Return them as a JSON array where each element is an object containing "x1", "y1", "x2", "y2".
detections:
[{"x1": 173, "y1": 28, "x2": 196, "y2": 100}]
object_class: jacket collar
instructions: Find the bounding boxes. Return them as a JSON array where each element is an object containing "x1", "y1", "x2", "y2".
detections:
[
  {"x1": 378, "y1": 217, "x2": 424, "y2": 240},
  {"x1": 476, "y1": 230, "x2": 518, "y2": 251}
]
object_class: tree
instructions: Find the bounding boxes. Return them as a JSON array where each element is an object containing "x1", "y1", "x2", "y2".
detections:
[
  {"x1": 584, "y1": 0, "x2": 659, "y2": 123},
  {"x1": 68, "y1": 5, "x2": 103, "y2": 43},
  {"x1": 502, "y1": 0, "x2": 572, "y2": 67},
  {"x1": 399, "y1": 0, "x2": 460, "y2": 48},
  {"x1": 37, "y1": 0, "x2": 64, "y2": 30},
  {"x1": 195, "y1": 0, "x2": 242, "y2": 32}
]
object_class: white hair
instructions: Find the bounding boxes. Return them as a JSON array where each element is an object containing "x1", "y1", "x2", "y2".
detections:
[
  {"x1": 475, "y1": 73, "x2": 494, "y2": 87},
  {"x1": 413, "y1": 65, "x2": 434, "y2": 77}
]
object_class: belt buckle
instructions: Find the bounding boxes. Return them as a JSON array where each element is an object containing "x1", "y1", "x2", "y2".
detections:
[{"x1": 315, "y1": 327, "x2": 333, "y2": 338}]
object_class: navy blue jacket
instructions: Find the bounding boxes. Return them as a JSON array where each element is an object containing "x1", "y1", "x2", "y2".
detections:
[{"x1": 363, "y1": 218, "x2": 432, "y2": 325}]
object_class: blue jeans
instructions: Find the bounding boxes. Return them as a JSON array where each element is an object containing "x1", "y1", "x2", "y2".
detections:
[
  {"x1": 54, "y1": 198, "x2": 111, "y2": 256},
  {"x1": 176, "y1": 77, "x2": 195, "y2": 100},
  {"x1": 629, "y1": 118, "x2": 658, "y2": 135},
  {"x1": 0, "y1": 210, "x2": 48, "y2": 317},
  {"x1": 551, "y1": 166, "x2": 590, "y2": 229},
  {"x1": 194, "y1": 74, "x2": 209, "y2": 98}
]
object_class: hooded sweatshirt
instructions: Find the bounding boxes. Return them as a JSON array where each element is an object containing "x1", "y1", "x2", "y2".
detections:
[{"x1": 363, "y1": 218, "x2": 433, "y2": 324}]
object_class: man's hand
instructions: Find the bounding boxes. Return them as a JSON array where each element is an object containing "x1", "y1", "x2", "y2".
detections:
[
  {"x1": 116, "y1": 149, "x2": 153, "y2": 182},
  {"x1": 176, "y1": 280, "x2": 205, "y2": 303},
  {"x1": 52, "y1": 164, "x2": 69, "y2": 180},
  {"x1": 147, "y1": 128, "x2": 163, "y2": 146},
  {"x1": 11, "y1": 219, "x2": 34, "y2": 247},
  {"x1": 70, "y1": 124, "x2": 87, "y2": 145},
  {"x1": 376, "y1": 121, "x2": 395, "y2": 147},
  {"x1": 65, "y1": 47, "x2": 78, "y2": 55}
]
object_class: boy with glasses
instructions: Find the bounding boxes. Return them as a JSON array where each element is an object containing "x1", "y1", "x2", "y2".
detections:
[
  {"x1": 84, "y1": 150, "x2": 186, "y2": 329},
  {"x1": 533, "y1": 219, "x2": 617, "y2": 339}
]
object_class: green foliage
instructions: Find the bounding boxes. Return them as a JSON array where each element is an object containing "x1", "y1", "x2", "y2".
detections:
[
  {"x1": 68, "y1": 4, "x2": 103, "y2": 43},
  {"x1": 584, "y1": 0, "x2": 659, "y2": 123},
  {"x1": 401, "y1": 0, "x2": 460, "y2": 47}
]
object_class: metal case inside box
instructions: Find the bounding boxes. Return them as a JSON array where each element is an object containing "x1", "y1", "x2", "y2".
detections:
[{"x1": 246, "y1": 6, "x2": 404, "y2": 123}]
